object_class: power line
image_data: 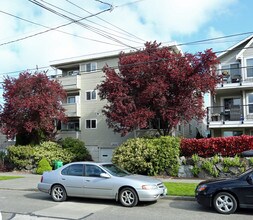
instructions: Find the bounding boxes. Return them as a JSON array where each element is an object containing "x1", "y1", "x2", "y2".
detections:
[
  {"x1": 65, "y1": 0, "x2": 145, "y2": 42},
  {"x1": 38, "y1": 0, "x2": 143, "y2": 44},
  {"x1": 2, "y1": 43, "x2": 253, "y2": 78},
  {"x1": 0, "y1": 10, "x2": 123, "y2": 47},
  {"x1": 29, "y1": 0, "x2": 138, "y2": 50},
  {"x1": 1, "y1": 32, "x2": 253, "y2": 76},
  {"x1": 0, "y1": 2, "x2": 114, "y2": 47}
]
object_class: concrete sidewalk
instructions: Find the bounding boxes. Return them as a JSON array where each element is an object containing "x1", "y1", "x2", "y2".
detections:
[{"x1": 0, "y1": 172, "x2": 41, "y2": 191}]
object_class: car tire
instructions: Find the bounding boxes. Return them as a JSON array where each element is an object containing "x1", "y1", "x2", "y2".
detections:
[
  {"x1": 119, "y1": 187, "x2": 138, "y2": 207},
  {"x1": 51, "y1": 185, "x2": 67, "y2": 202},
  {"x1": 213, "y1": 192, "x2": 237, "y2": 214}
]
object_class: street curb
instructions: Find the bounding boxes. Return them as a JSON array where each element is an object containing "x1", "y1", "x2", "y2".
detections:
[
  {"x1": 0, "y1": 187, "x2": 196, "y2": 201},
  {"x1": 0, "y1": 188, "x2": 38, "y2": 192},
  {"x1": 163, "y1": 195, "x2": 195, "y2": 201}
]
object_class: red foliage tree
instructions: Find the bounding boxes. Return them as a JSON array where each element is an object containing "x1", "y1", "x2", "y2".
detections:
[
  {"x1": 0, "y1": 71, "x2": 67, "y2": 145},
  {"x1": 98, "y1": 42, "x2": 220, "y2": 136}
]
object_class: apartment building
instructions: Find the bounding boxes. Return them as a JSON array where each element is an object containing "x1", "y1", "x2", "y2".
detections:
[
  {"x1": 207, "y1": 35, "x2": 253, "y2": 137},
  {"x1": 51, "y1": 48, "x2": 205, "y2": 162}
]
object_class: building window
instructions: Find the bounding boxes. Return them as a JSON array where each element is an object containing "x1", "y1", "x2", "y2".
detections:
[
  {"x1": 62, "y1": 70, "x2": 79, "y2": 77},
  {"x1": 80, "y1": 62, "x2": 97, "y2": 72},
  {"x1": 246, "y1": 58, "x2": 253, "y2": 77},
  {"x1": 86, "y1": 90, "x2": 97, "y2": 100},
  {"x1": 223, "y1": 131, "x2": 243, "y2": 137},
  {"x1": 61, "y1": 120, "x2": 79, "y2": 131},
  {"x1": 248, "y1": 93, "x2": 253, "y2": 114},
  {"x1": 67, "y1": 96, "x2": 76, "y2": 104},
  {"x1": 86, "y1": 119, "x2": 97, "y2": 129}
]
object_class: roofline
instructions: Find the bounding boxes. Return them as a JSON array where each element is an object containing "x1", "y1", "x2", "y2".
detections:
[
  {"x1": 50, "y1": 42, "x2": 182, "y2": 68},
  {"x1": 236, "y1": 37, "x2": 253, "y2": 60},
  {"x1": 218, "y1": 34, "x2": 253, "y2": 59}
]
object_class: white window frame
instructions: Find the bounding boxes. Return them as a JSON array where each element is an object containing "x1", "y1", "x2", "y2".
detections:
[
  {"x1": 67, "y1": 96, "x2": 76, "y2": 104},
  {"x1": 85, "y1": 119, "x2": 97, "y2": 129},
  {"x1": 246, "y1": 58, "x2": 253, "y2": 78},
  {"x1": 86, "y1": 90, "x2": 97, "y2": 100},
  {"x1": 246, "y1": 92, "x2": 253, "y2": 114}
]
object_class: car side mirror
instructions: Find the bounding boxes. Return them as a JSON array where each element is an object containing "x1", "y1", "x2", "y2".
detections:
[
  {"x1": 100, "y1": 173, "x2": 110, "y2": 178},
  {"x1": 247, "y1": 175, "x2": 253, "y2": 185}
]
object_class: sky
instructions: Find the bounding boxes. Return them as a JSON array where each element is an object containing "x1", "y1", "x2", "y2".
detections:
[{"x1": 0, "y1": 0, "x2": 253, "y2": 104}]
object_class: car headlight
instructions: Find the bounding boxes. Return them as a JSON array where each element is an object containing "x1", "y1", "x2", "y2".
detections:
[
  {"x1": 196, "y1": 184, "x2": 207, "y2": 192},
  {"x1": 142, "y1": 185, "x2": 158, "y2": 190}
]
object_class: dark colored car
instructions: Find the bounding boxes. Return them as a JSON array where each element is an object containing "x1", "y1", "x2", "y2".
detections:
[{"x1": 195, "y1": 168, "x2": 253, "y2": 214}]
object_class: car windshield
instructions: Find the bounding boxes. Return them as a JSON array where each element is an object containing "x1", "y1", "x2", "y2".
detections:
[
  {"x1": 237, "y1": 168, "x2": 253, "y2": 178},
  {"x1": 101, "y1": 164, "x2": 130, "y2": 177}
]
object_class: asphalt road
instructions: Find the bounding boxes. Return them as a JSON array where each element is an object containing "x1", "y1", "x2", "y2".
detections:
[
  {"x1": 1, "y1": 189, "x2": 253, "y2": 220},
  {"x1": 0, "y1": 173, "x2": 253, "y2": 219}
]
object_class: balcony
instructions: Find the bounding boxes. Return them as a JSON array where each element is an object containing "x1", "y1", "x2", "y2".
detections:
[
  {"x1": 62, "y1": 103, "x2": 81, "y2": 117},
  {"x1": 218, "y1": 65, "x2": 253, "y2": 89},
  {"x1": 207, "y1": 105, "x2": 253, "y2": 127},
  {"x1": 57, "y1": 75, "x2": 81, "y2": 91}
]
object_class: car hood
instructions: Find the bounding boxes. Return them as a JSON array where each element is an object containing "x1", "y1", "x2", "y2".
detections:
[
  {"x1": 199, "y1": 177, "x2": 237, "y2": 185},
  {"x1": 122, "y1": 174, "x2": 162, "y2": 184}
]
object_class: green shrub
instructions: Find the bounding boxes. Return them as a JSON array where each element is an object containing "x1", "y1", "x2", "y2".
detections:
[
  {"x1": 36, "y1": 157, "x2": 52, "y2": 174},
  {"x1": 151, "y1": 136, "x2": 180, "y2": 176},
  {"x1": 34, "y1": 141, "x2": 74, "y2": 166},
  {"x1": 212, "y1": 154, "x2": 220, "y2": 164},
  {"x1": 201, "y1": 159, "x2": 219, "y2": 177},
  {"x1": 7, "y1": 145, "x2": 35, "y2": 169},
  {"x1": 192, "y1": 154, "x2": 199, "y2": 164},
  {"x1": 60, "y1": 137, "x2": 92, "y2": 161},
  {"x1": 112, "y1": 136, "x2": 180, "y2": 176},
  {"x1": 249, "y1": 158, "x2": 253, "y2": 166},
  {"x1": 191, "y1": 165, "x2": 200, "y2": 177},
  {"x1": 223, "y1": 155, "x2": 242, "y2": 167}
]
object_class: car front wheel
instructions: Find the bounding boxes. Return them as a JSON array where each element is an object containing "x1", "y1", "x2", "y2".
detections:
[
  {"x1": 51, "y1": 185, "x2": 67, "y2": 202},
  {"x1": 213, "y1": 192, "x2": 237, "y2": 214},
  {"x1": 119, "y1": 187, "x2": 138, "y2": 207}
]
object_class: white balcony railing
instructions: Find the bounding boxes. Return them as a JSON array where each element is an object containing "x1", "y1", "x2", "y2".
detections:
[
  {"x1": 62, "y1": 103, "x2": 81, "y2": 117},
  {"x1": 57, "y1": 75, "x2": 81, "y2": 91}
]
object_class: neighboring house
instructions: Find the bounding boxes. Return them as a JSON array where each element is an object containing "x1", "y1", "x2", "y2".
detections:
[
  {"x1": 51, "y1": 46, "x2": 206, "y2": 162},
  {"x1": 0, "y1": 132, "x2": 15, "y2": 152},
  {"x1": 207, "y1": 35, "x2": 253, "y2": 137}
]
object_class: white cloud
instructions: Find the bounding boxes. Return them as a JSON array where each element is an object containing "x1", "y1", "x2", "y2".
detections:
[{"x1": 0, "y1": 0, "x2": 239, "y2": 76}]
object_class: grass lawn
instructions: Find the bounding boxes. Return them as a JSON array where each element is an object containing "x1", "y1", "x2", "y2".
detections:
[
  {"x1": 164, "y1": 182, "x2": 198, "y2": 197},
  {"x1": 0, "y1": 176, "x2": 24, "y2": 181}
]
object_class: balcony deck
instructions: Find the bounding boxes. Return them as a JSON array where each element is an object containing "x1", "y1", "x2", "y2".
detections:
[
  {"x1": 207, "y1": 105, "x2": 253, "y2": 128},
  {"x1": 57, "y1": 75, "x2": 81, "y2": 91},
  {"x1": 62, "y1": 103, "x2": 81, "y2": 117}
]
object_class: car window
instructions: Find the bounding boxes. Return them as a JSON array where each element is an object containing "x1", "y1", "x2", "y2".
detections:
[
  {"x1": 61, "y1": 164, "x2": 84, "y2": 176},
  {"x1": 102, "y1": 164, "x2": 130, "y2": 177},
  {"x1": 85, "y1": 164, "x2": 104, "y2": 177}
]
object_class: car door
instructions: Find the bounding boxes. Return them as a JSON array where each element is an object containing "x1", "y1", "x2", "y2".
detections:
[
  {"x1": 237, "y1": 172, "x2": 253, "y2": 206},
  {"x1": 83, "y1": 164, "x2": 115, "y2": 199},
  {"x1": 60, "y1": 164, "x2": 85, "y2": 197}
]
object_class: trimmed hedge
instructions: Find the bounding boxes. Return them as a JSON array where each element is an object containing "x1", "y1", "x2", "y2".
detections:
[
  {"x1": 7, "y1": 145, "x2": 35, "y2": 169},
  {"x1": 112, "y1": 136, "x2": 180, "y2": 176},
  {"x1": 180, "y1": 135, "x2": 253, "y2": 157},
  {"x1": 7, "y1": 139, "x2": 92, "y2": 171}
]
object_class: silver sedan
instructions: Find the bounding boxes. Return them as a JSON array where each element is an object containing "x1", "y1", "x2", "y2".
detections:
[{"x1": 38, "y1": 161, "x2": 167, "y2": 207}]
